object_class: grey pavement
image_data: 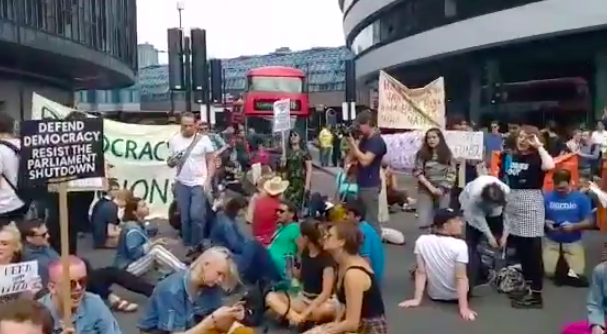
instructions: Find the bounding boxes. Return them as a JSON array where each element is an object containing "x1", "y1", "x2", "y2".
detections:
[{"x1": 80, "y1": 168, "x2": 594, "y2": 334}]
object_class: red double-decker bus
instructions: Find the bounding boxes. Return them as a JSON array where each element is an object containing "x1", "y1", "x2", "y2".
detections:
[
  {"x1": 243, "y1": 66, "x2": 309, "y2": 115},
  {"x1": 238, "y1": 66, "x2": 310, "y2": 138}
]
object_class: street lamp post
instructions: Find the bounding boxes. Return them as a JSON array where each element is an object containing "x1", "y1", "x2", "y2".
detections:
[{"x1": 176, "y1": 1, "x2": 192, "y2": 112}]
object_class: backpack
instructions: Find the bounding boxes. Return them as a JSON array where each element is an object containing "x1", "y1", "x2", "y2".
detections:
[
  {"x1": 0, "y1": 140, "x2": 36, "y2": 207},
  {"x1": 493, "y1": 265, "x2": 525, "y2": 293}
]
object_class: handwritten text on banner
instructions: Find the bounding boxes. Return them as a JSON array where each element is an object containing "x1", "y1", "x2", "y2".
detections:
[
  {"x1": 0, "y1": 261, "x2": 38, "y2": 297},
  {"x1": 382, "y1": 131, "x2": 484, "y2": 171},
  {"x1": 377, "y1": 71, "x2": 446, "y2": 130}
]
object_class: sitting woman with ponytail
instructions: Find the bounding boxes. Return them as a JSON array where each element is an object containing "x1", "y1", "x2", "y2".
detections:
[{"x1": 265, "y1": 219, "x2": 338, "y2": 326}]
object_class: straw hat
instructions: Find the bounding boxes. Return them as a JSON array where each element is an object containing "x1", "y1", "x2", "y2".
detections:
[{"x1": 263, "y1": 176, "x2": 289, "y2": 196}]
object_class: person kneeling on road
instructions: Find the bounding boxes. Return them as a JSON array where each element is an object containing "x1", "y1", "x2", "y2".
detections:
[
  {"x1": 138, "y1": 247, "x2": 256, "y2": 334},
  {"x1": 543, "y1": 169, "x2": 594, "y2": 287},
  {"x1": 114, "y1": 197, "x2": 186, "y2": 277},
  {"x1": 458, "y1": 175, "x2": 509, "y2": 293},
  {"x1": 399, "y1": 209, "x2": 477, "y2": 321}
]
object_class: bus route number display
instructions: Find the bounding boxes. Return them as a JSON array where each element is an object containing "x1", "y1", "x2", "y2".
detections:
[{"x1": 19, "y1": 119, "x2": 105, "y2": 187}]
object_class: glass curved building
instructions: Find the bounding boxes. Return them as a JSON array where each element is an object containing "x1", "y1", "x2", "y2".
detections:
[
  {"x1": 0, "y1": 0, "x2": 137, "y2": 119},
  {"x1": 340, "y1": 0, "x2": 607, "y2": 125}
]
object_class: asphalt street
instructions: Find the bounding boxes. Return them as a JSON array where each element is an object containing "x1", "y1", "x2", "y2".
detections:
[{"x1": 79, "y1": 167, "x2": 596, "y2": 334}]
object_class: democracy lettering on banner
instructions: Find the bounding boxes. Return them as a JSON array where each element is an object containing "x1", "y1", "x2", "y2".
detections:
[
  {"x1": 0, "y1": 261, "x2": 38, "y2": 297},
  {"x1": 20, "y1": 119, "x2": 104, "y2": 187},
  {"x1": 381, "y1": 131, "x2": 484, "y2": 171},
  {"x1": 32, "y1": 93, "x2": 178, "y2": 218},
  {"x1": 377, "y1": 71, "x2": 446, "y2": 130}
]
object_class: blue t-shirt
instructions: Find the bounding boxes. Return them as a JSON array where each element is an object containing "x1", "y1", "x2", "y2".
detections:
[
  {"x1": 356, "y1": 133, "x2": 387, "y2": 188},
  {"x1": 359, "y1": 221, "x2": 385, "y2": 282},
  {"x1": 544, "y1": 190, "x2": 592, "y2": 243}
]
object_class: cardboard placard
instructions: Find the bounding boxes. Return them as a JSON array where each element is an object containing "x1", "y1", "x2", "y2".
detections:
[{"x1": 19, "y1": 119, "x2": 105, "y2": 187}]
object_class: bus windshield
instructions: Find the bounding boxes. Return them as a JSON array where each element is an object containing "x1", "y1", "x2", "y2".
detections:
[{"x1": 248, "y1": 76, "x2": 303, "y2": 93}]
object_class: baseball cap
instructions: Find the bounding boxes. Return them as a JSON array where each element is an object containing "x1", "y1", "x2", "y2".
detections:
[{"x1": 432, "y1": 208, "x2": 461, "y2": 227}]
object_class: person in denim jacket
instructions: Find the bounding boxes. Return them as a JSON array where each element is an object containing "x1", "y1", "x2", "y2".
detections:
[
  {"x1": 209, "y1": 196, "x2": 282, "y2": 284},
  {"x1": 38, "y1": 256, "x2": 122, "y2": 334},
  {"x1": 114, "y1": 197, "x2": 186, "y2": 277},
  {"x1": 138, "y1": 247, "x2": 245, "y2": 334}
]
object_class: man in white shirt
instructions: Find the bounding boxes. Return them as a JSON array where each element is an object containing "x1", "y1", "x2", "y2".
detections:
[
  {"x1": 167, "y1": 113, "x2": 216, "y2": 247},
  {"x1": 399, "y1": 209, "x2": 476, "y2": 321},
  {"x1": 0, "y1": 112, "x2": 27, "y2": 224},
  {"x1": 458, "y1": 175, "x2": 509, "y2": 293},
  {"x1": 592, "y1": 121, "x2": 607, "y2": 154}
]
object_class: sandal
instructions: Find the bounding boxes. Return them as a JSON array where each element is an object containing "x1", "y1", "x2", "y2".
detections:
[{"x1": 110, "y1": 299, "x2": 138, "y2": 313}]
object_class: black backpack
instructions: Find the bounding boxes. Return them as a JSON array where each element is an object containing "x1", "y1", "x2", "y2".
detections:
[{"x1": 0, "y1": 140, "x2": 36, "y2": 206}]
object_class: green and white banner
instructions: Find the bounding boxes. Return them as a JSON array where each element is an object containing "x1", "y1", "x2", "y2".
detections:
[{"x1": 32, "y1": 93, "x2": 179, "y2": 218}]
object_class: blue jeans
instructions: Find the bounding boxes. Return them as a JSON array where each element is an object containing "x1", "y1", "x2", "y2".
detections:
[
  {"x1": 174, "y1": 182, "x2": 208, "y2": 246},
  {"x1": 320, "y1": 147, "x2": 332, "y2": 166}
]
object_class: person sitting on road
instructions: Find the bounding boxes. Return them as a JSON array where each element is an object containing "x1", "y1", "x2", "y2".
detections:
[
  {"x1": 91, "y1": 184, "x2": 129, "y2": 249},
  {"x1": 114, "y1": 197, "x2": 187, "y2": 277},
  {"x1": 209, "y1": 196, "x2": 282, "y2": 284},
  {"x1": 399, "y1": 208, "x2": 477, "y2": 321},
  {"x1": 334, "y1": 163, "x2": 359, "y2": 203},
  {"x1": 138, "y1": 247, "x2": 255, "y2": 334},
  {"x1": 266, "y1": 219, "x2": 337, "y2": 326},
  {"x1": 252, "y1": 177, "x2": 289, "y2": 246},
  {"x1": 588, "y1": 262, "x2": 607, "y2": 334},
  {"x1": 245, "y1": 172, "x2": 275, "y2": 225},
  {"x1": 20, "y1": 219, "x2": 152, "y2": 313},
  {"x1": 458, "y1": 175, "x2": 509, "y2": 293},
  {"x1": 0, "y1": 223, "x2": 42, "y2": 303},
  {"x1": 304, "y1": 221, "x2": 388, "y2": 334},
  {"x1": 344, "y1": 201, "x2": 385, "y2": 283},
  {"x1": 0, "y1": 298, "x2": 54, "y2": 334},
  {"x1": 38, "y1": 256, "x2": 122, "y2": 334},
  {"x1": 268, "y1": 200, "x2": 302, "y2": 278},
  {"x1": 383, "y1": 164, "x2": 415, "y2": 211},
  {"x1": 544, "y1": 169, "x2": 594, "y2": 287}
]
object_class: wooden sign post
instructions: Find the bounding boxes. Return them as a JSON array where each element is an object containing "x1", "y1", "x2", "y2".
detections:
[
  {"x1": 19, "y1": 119, "x2": 105, "y2": 328},
  {"x1": 58, "y1": 180, "x2": 71, "y2": 326}
]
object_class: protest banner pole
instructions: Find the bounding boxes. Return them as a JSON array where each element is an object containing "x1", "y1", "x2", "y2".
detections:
[{"x1": 58, "y1": 179, "x2": 72, "y2": 328}]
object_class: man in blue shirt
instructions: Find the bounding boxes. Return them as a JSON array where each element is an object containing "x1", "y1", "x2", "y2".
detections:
[
  {"x1": 347, "y1": 111, "x2": 387, "y2": 235},
  {"x1": 38, "y1": 256, "x2": 122, "y2": 334},
  {"x1": 544, "y1": 169, "x2": 594, "y2": 287},
  {"x1": 344, "y1": 201, "x2": 385, "y2": 282},
  {"x1": 138, "y1": 246, "x2": 246, "y2": 334}
]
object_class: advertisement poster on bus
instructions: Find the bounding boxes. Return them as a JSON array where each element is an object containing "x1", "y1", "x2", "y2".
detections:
[{"x1": 377, "y1": 71, "x2": 446, "y2": 130}]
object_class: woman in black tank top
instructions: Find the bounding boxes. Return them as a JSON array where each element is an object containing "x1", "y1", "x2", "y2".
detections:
[
  {"x1": 265, "y1": 220, "x2": 338, "y2": 325},
  {"x1": 304, "y1": 222, "x2": 387, "y2": 334}
]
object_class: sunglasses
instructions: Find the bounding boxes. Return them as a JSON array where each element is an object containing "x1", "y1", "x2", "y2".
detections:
[{"x1": 69, "y1": 277, "x2": 87, "y2": 290}]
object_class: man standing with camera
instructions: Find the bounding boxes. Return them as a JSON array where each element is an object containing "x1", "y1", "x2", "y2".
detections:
[{"x1": 347, "y1": 111, "x2": 387, "y2": 235}]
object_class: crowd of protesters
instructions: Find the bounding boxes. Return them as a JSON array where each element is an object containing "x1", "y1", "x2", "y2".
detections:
[{"x1": 5, "y1": 104, "x2": 607, "y2": 334}]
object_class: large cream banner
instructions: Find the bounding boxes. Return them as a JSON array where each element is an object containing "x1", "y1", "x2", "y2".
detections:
[
  {"x1": 32, "y1": 93, "x2": 178, "y2": 218},
  {"x1": 377, "y1": 71, "x2": 446, "y2": 130},
  {"x1": 382, "y1": 131, "x2": 484, "y2": 171}
]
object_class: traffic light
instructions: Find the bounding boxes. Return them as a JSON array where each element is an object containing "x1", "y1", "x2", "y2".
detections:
[
  {"x1": 191, "y1": 29, "x2": 209, "y2": 103},
  {"x1": 167, "y1": 28, "x2": 184, "y2": 90},
  {"x1": 210, "y1": 59, "x2": 223, "y2": 103}
]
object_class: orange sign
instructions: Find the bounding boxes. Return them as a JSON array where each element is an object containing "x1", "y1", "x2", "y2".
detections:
[{"x1": 489, "y1": 152, "x2": 579, "y2": 190}]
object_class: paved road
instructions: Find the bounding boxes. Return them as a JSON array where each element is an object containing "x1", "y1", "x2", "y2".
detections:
[{"x1": 80, "y1": 168, "x2": 595, "y2": 334}]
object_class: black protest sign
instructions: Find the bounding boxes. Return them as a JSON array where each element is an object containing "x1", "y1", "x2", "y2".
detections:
[{"x1": 20, "y1": 119, "x2": 104, "y2": 187}]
